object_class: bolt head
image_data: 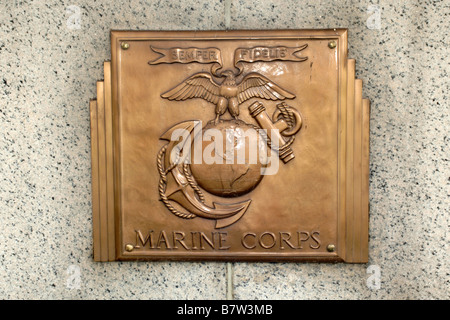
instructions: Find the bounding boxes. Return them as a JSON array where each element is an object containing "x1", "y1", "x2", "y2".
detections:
[
  {"x1": 125, "y1": 244, "x2": 134, "y2": 252},
  {"x1": 328, "y1": 41, "x2": 337, "y2": 49},
  {"x1": 121, "y1": 42, "x2": 130, "y2": 50},
  {"x1": 327, "y1": 244, "x2": 336, "y2": 252}
]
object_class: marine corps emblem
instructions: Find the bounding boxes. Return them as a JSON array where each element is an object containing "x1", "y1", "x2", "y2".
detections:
[
  {"x1": 90, "y1": 30, "x2": 370, "y2": 262},
  {"x1": 152, "y1": 44, "x2": 306, "y2": 228}
]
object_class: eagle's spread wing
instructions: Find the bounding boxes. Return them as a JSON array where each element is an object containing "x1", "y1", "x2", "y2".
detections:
[
  {"x1": 161, "y1": 73, "x2": 221, "y2": 105},
  {"x1": 237, "y1": 73, "x2": 295, "y2": 104}
]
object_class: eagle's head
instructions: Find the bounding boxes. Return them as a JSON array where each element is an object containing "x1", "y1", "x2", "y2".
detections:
[{"x1": 221, "y1": 70, "x2": 237, "y2": 85}]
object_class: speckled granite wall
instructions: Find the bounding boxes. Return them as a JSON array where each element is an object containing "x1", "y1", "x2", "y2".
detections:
[{"x1": 0, "y1": 0, "x2": 448, "y2": 299}]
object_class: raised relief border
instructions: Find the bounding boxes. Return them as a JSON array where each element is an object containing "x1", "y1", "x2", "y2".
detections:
[
  {"x1": 344, "y1": 59, "x2": 370, "y2": 263},
  {"x1": 90, "y1": 30, "x2": 370, "y2": 263},
  {"x1": 90, "y1": 62, "x2": 115, "y2": 262}
]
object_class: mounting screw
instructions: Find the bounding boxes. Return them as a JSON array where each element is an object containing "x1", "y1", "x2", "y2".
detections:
[
  {"x1": 327, "y1": 244, "x2": 336, "y2": 252},
  {"x1": 328, "y1": 41, "x2": 337, "y2": 49},
  {"x1": 125, "y1": 244, "x2": 134, "y2": 252},
  {"x1": 121, "y1": 42, "x2": 130, "y2": 50}
]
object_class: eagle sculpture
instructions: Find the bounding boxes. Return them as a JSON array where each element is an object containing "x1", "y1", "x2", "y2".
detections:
[{"x1": 161, "y1": 70, "x2": 295, "y2": 123}]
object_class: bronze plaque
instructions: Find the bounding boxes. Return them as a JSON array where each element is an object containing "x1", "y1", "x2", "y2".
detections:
[{"x1": 90, "y1": 30, "x2": 370, "y2": 262}]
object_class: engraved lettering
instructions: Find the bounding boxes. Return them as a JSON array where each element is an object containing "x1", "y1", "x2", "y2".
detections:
[
  {"x1": 150, "y1": 47, "x2": 222, "y2": 66},
  {"x1": 218, "y1": 232, "x2": 231, "y2": 250},
  {"x1": 279, "y1": 231, "x2": 297, "y2": 249},
  {"x1": 234, "y1": 45, "x2": 307, "y2": 65},
  {"x1": 133, "y1": 229, "x2": 323, "y2": 252},
  {"x1": 199, "y1": 232, "x2": 215, "y2": 250},
  {"x1": 241, "y1": 232, "x2": 257, "y2": 249},
  {"x1": 310, "y1": 231, "x2": 321, "y2": 249},
  {"x1": 240, "y1": 230, "x2": 321, "y2": 250},
  {"x1": 173, "y1": 231, "x2": 190, "y2": 250},
  {"x1": 134, "y1": 230, "x2": 154, "y2": 249},
  {"x1": 156, "y1": 230, "x2": 172, "y2": 249},
  {"x1": 191, "y1": 231, "x2": 198, "y2": 250},
  {"x1": 259, "y1": 232, "x2": 276, "y2": 249},
  {"x1": 171, "y1": 50, "x2": 178, "y2": 60},
  {"x1": 297, "y1": 231, "x2": 309, "y2": 249},
  {"x1": 269, "y1": 47, "x2": 278, "y2": 59}
]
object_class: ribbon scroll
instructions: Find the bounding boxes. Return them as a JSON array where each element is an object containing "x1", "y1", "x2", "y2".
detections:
[
  {"x1": 149, "y1": 46, "x2": 223, "y2": 66},
  {"x1": 234, "y1": 44, "x2": 308, "y2": 73}
]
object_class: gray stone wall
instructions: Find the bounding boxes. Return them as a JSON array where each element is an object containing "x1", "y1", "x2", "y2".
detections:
[{"x1": 0, "y1": 0, "x2": 448, "y2": 299}]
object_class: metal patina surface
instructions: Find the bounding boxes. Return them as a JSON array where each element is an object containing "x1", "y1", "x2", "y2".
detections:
[{"x1": 90, "y1": 30, "x2": 370, "y2": 262}]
